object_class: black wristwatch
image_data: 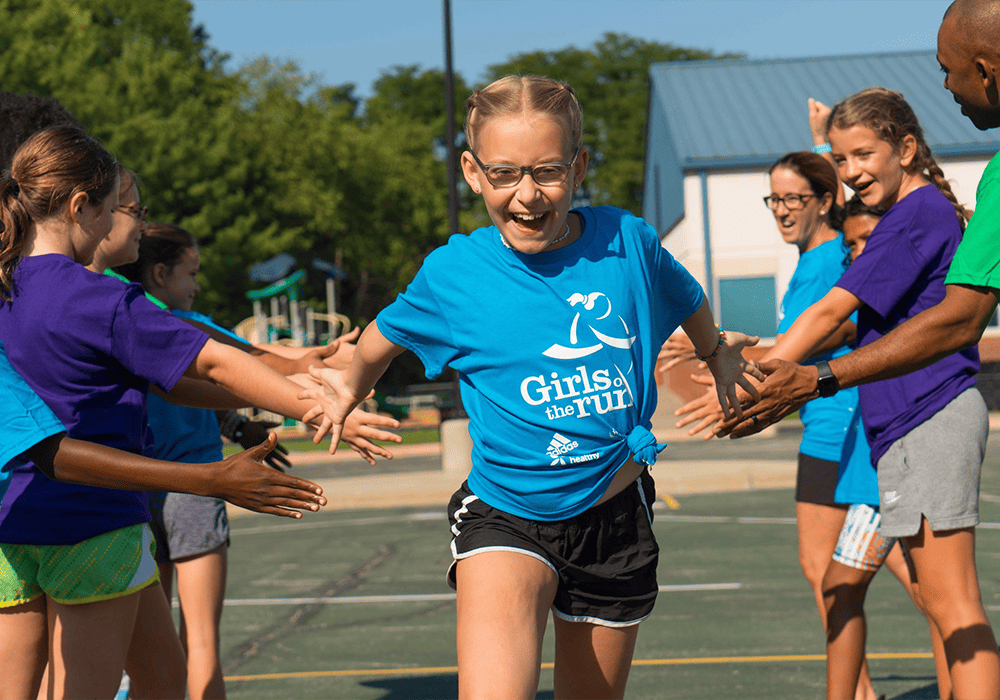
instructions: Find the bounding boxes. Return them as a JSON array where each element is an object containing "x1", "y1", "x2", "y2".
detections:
[{"x1": 814, "y1": 360, "x2": 840, "y2": 398}]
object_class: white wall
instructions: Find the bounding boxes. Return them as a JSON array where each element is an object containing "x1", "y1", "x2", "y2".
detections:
[{"x1": 662, "y1": 154, "x2": 996, "y2": 338}]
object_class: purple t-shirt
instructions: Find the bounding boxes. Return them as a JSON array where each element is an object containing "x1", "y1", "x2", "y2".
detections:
[
  {"x1": 0, "y1": 255, "x2": 209, "y2": 544},
  {"x1": 835, "y1": 185, "x2": 978, "y2": 464}
]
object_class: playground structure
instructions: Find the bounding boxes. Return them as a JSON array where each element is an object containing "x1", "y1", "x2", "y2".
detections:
[{"x1": 233, "y1": 253, "x2": 350, "y2": 347}]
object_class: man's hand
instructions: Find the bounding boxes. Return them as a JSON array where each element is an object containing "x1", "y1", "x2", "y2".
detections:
[{"x1": 714, "y1": 359, "x2": 819, "y2": 437}]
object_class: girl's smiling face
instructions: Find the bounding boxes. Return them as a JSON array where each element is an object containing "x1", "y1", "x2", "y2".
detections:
[
  {"x1": 100, "y1": 178, "x2": 144, "y2": 267},
  {"x1": 829, "y1": 124, "x2": 915, "y2": 210},
  {"x1": 461, "y1": 113, "x2": 587, "y2": 255}
]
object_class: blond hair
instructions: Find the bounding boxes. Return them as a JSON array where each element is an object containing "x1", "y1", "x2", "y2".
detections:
[{"x1": 465, "y1": 75, "x2": 583, "y2": 153}]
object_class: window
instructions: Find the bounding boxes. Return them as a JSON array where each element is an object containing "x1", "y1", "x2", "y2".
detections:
[{"x1": 718, "y1": 276, "x2": 778, "y2": 339}]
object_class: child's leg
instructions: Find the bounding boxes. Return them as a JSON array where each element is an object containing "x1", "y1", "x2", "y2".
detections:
[
  {"x1": 455, "y1": 551, "x2": 557, "y2": 700},
  {"x1": 123, "y1": 582, "x2": 186, "y2": 700},
  {"x1": 885, "y1": 543, "x2": 951, "y2": 699},
  {"x1": 0, "y1": 596, "x2": 48, "y2": 699},
  {"x1": 174, "y1": 545, "x2": 228, "y2": 700},
  {"x1": 552, "y1": 617, "x2": 639, "y2": 700},
  {"x1": 905, "y1": 522, "x2": 999, "y2": 700},
  {"x1": 823, "y1": 503, "x2": 897, "y2": 700},
  {"x1": 823, "y1": 560, "x2": 878, "y2": 700},
  {"x1": 46, "y1": 593, "x2": 141, "y2": 699}
]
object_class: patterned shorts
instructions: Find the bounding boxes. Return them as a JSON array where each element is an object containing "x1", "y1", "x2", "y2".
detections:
[
  {"x1": 832, "y1": 504, "x2": 897, "y2": 572},
  {"x1": 0, "y1": 523, "x2": 159, "y2": 607}
]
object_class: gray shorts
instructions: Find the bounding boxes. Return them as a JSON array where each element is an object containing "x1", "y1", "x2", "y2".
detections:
[
  {"x1": 876, "y1": 387, "x2": 987, "y2": 539},
  {"x1": 149, "y1": 491, "x2": 230, "y2": 562}
]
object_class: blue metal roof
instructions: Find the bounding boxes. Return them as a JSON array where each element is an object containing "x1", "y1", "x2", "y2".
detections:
[
  {"x1": 643, "y1": 50, "x2": 1000, "y2": 234},
  {"x1": 649, "y1": 50, "x2": 1000, "y2": 169}
]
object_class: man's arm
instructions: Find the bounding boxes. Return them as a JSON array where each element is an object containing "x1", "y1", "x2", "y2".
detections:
[
  {"x1": 717, "y1": 283, "x2": 998, "y2": 437},
  {"x1": 830, "y1": 284, "x2": 997, "y2": 387}
]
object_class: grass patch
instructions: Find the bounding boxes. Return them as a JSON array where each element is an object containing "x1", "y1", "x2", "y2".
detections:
[{"x1": 222, "y1": 427, "x2": 441, "y2": 457}]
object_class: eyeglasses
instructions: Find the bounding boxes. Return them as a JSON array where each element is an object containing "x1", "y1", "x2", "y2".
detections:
[
  {"x1": 763, "y1": 193, "x2": 815, "y2": 210},
  {"x1": 469, "y1": 146, "x2": 581, "y2": 188},
  {"x1": 115, "y1": 204, "x2": 148, "y2": 221}
]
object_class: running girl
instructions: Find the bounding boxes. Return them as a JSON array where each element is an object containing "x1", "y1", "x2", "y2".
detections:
[{"x1": 302, "y1": 75, "x2": 764, "y2": 700}]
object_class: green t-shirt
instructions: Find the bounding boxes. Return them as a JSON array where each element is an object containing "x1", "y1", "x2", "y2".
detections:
[
  {"x1": 945, "y1": 150, "x2": 1000, "y2": 290},
  {"x1": 103, "y1": 268, "x2": 169, "y2": 309}
]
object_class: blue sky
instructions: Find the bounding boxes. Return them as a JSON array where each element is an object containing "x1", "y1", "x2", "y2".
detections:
[{"x1": 190, "y1": 0, "x2": 954, "y2": 98}]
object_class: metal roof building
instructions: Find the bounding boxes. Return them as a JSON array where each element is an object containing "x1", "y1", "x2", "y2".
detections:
[{"x1": 642, "y1": 50, "x2": 1000, "y2": 339}]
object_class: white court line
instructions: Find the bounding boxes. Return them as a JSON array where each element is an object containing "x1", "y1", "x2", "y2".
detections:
[
  {"x1": 232, "y1": 511, "x2": 442, "y2": 536},
  {"x1": 234, "y1": 511, "x2": 1000, "y2": 536},
  {"x1": 217, "y1": 583, "x2": 743, "y2": 607},
  {"x1": 981, "y1": 493, "x2": 1000, "y2": 504}
]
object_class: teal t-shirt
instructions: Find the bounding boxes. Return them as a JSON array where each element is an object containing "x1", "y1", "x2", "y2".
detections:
[
  {"x1": 378, "y1": 206, "x2": 704, "y2": 520},
  {"x1": 946, "y1": 150, "x2": 1000, "y2": 289},
  {"x1": 0, "y1": 341, "x2": 66, "y2": 504}
]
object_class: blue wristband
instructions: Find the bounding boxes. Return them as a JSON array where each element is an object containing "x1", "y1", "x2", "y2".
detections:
[{"x1": 812, "y1": 143, "x2": 832, "y2": 155}]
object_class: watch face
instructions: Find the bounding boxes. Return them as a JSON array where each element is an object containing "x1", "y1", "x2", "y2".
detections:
[{"x1": 816, "y1": 361, "x2": 839, "y2": 397}]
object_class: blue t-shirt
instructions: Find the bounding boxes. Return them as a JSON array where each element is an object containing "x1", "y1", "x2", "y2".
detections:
[
  {"x1": 833, "y1": 411, "x2": 877, "y2": 506},
  {"x1": 0, "y1": 255, "x2": 210, "y2": 544},
  {"x1": 377, "y1": 206, "x2": 704, "y2": 520},
  {"x1": 776, "y1": 236, "x2": 876, "y2": 505},
  {"x1": 147, "y1": 311, "x2": 249, "y2": 464},
  {"x1": 0, "y1": 342, "x2": 65, "y2": 506},
  {"x1": 836, "y1": 185, "x2": 978, "y2": 464}
]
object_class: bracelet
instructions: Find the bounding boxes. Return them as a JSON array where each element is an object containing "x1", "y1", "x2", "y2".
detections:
[
  {"x1": 812, "y1": 143, "x2": 832, "y2": 155},
  {"x1": 695, "y1": 328, "x2": 726, "y2": 362}
]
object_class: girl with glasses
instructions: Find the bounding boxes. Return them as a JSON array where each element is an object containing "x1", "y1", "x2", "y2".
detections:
[{"x1": 300, "y1": 74, "x2": 764, "y2": 699}]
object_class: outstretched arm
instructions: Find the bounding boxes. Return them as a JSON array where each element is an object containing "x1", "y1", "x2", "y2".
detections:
[
  {"x1": 25, "y1": 433, "x2": 327, "y2": 518},
  {"x1": 715, "y1": 283, "x2": 993, "y2": 438},
  {"x1": 674, "y1": 287, "x2": 861, "y2": 438},
  {"x1": 299, "y1": 321, "x2": 406, "y2": 457}
]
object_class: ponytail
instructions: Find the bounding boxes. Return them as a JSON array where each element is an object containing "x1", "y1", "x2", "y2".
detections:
[
  {"x1": 0, "y1": 177, "x2": 31, "y2": 300},
  {"x1": 0, "y1": 126, "x2": 118, "y2": 300}
]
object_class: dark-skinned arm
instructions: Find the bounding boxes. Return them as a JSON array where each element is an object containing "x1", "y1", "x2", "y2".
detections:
[
  {"x1": 24, "y1": 433, "x2": 326, "y2": 518},
  {"x1": 717, "y1": 283, "x2": 998, "y2": 437}
]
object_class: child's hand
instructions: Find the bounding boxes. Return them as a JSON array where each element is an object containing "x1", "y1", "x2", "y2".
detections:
[
  {"x1": 704, "y1": 331, "x2": 765, "y2": 420},
  {"x1": 297, "y1": 365, "x2": 366, "y2": 451},
  {"x1": 209, "y1": 433, "x2": 327, "y2": 517},
  {"x1": 341, "y1": 408, "x2": 402, "y2": 465},
  {"x1": 658, "y1": 332, "x2": 705, "y2": 373},
  {"x1": 808, "y1": 98, "x2": 832, "y2": 145}
]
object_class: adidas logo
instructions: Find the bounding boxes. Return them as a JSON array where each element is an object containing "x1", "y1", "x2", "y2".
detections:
[{"x1": 546, "y1": 433, "x2": 579, "y2": 464}]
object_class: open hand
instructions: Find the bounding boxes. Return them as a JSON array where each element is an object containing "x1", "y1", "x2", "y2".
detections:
[
  {"x1": 341, "y1": 408, "x2": 402, "y2": 465},
  {"x1": 704, "y1": 331, "x2": 764, "y2": 420},
  {"x1": 714, "y1": 359, "x2": 818, "y2": 438},
  {"x1": 210, "y1": 433, "x2": 327, "y2": 518}
]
